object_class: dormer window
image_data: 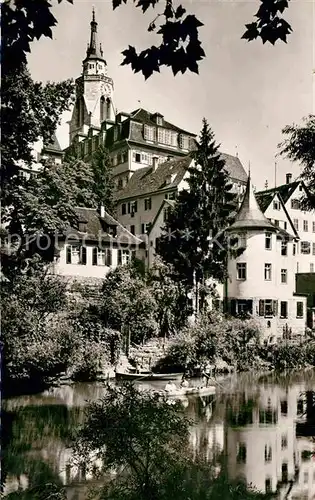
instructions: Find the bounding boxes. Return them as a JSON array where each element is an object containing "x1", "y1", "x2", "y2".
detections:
[
  {"x1": 105, "y1": 224, "x2": 117, "y2": 237},
  {"x1": 78, "y1": 220, "x2": 87, "y2": 232},
  {"x1": 152, "y1": 113, "x2": 163, "y2": 126}
]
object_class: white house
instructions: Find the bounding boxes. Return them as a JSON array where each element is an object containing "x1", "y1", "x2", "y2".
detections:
[
  {"x1": 226, "y1": 176, "x2": 307, "y2": 341},
  {"x1": 256, "y1": 175, "x2": 315, "y2": 274},
  {"x1": 51, "y1": 207, "x2": 144, "y2": 281}
]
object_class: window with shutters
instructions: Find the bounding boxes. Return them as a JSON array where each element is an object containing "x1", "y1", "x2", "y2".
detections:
[
  {"x1": 141, "y1": 223, "x2": 151, "y2": 234},
  {"x1": 236, "y1": 263, "x2": 247, "y2": 280},
  {"x1": 66, "y1": 245, "x2": 86, "y2": 265},
  {"x1": 128, "y1": 200, "x2": 137, "y2": 214},
  {"x1": 118, "y1": 249, "x2": 131, "y2": 266},
  {"x1": 92, "y1": 248, "x2": 112, "y2": 266},
  {"x1": 144, "y1": 198, "x2": 152, "y2": 210},
  {"x1": 303, "y1": 220, "x2": 308, "y2": 232},
  {"x1": 259, "y1": 299, "x2": 277, "y2": 317},
  {"x1": 264, "y1": 263, "x2": 272, "y2": 281},
  {"x1": 296, "y1": 301, "x2": 304, "y2": 318},
  {"x1": 301, "y1": 241, "x2": 311, "y2": 254}
]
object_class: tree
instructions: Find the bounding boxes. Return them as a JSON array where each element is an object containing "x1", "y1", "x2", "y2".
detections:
[
  {"x1": 148, "y1": 258, "x2": 191, "y2": 338},
  {"x1": 1, "y1": 259, "x2": 71, "y2": 395},
  {"x1": 2, "y1": 0, "x2": 294, "y2": 79},
  {"x1": 1, "y1": 64, "x2": 74, "y2": 209},
  {"x1": 74, "y1": 383, "x2": 190, "y2": 500},
  {"x1": 91, "y1": 145, "x2": 116, "y2": 214},
  {"x1": 100, "y1": 264, "x2": 158, "y2": 345},
  {"x1": 158, "y1": 119, "x2": 236, "y2": 311},
  {"x1": 279, "y1": 114, "x2": 315, "y2": 210}
]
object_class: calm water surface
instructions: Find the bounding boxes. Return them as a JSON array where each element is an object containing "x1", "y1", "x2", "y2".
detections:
[{"x1": 3, "y1": 371, "x2": 315, "y2": 499}]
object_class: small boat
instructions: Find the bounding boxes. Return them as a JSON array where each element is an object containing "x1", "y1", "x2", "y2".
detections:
[
  {"x1": 115, "y1": 370, "x2": 182, "y2": 381},
  {"x1": 159, "y1": 386, "x2": 216, "y2": 398}
]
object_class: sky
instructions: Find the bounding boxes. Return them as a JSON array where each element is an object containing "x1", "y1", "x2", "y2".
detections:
[{"x1": 28, "y1": 0, "x2": 314, "y2": 190}]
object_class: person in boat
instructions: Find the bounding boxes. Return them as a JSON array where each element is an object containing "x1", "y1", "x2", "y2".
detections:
[
  {"x1": 165, "y1": 381, "x2": 177, "y2": 393},
  {"x1": 180, "y1": 374, "x2": 189, "y2": 388}
]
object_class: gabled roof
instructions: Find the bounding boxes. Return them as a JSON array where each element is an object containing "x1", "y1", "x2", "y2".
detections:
[
  {"x1": 43, "y1": 133, "x2": 62, "y2": 154},
  {"x1": 63, "y1": 207, "x2": 143, "y2": 245},
  {"x1": 148, "y1": 199, "x2": 176, "y2": 236},
  {"x1": 115, "y1": 156, "x2": 192, "y2": 201},
  {"x1": 227, "y1": 176, "x2": 277, "y2": 232},
  {"x1": 256, "y1": 181, "x2": 300, "y2": 207},
  {"x1": 129, "y1": 108, "x2": 196, "y2": 136},
  {"x1": 115, "y1": 152, "x2": 247, "y2": 201},
  {"x1": 220, "y1": 153, "x2": 248, "y2": 183}
]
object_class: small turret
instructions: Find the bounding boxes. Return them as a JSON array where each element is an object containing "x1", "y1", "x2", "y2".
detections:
[{"x1": 227, "y1": 175, "x2": 276, "y2": 233}]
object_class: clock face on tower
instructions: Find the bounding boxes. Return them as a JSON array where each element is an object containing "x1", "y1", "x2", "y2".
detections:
[{"x1": 102, "y1": 82, "x2": 112, "y2": 97}]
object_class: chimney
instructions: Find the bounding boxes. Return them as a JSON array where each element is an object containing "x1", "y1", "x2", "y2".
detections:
[
  {"x1": 152, "y1": 155, "x2": 159, "y2": 172},
  {"x1": 286, "y1": 173, "x2": 292, "y2": 184},
  {"x1": 100, "y1": 205, "x2": 105, "y2": 218}
]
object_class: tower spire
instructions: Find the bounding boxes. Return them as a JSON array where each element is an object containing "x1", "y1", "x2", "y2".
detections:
[{"x1": 85, "y1": 7, "x2": 104, "y2": 61}]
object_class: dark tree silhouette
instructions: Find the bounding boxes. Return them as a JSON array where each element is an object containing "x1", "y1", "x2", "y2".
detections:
[{"x1": 2, "y1": 0, "x2": 293, "y2": 78}]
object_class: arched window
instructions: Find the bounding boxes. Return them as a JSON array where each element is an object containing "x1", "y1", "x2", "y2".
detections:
[
  {"x1": 106, "y1": 97, "x2": 111, "y2": 119},
  {"x1": 76, "y1": 100, "x2": 81, "y2": 127},
  {"x1": 76, "y1": 97, "x2": 84, "y2": 127},
  {"x1": 100, "y1": 96, "x2": 105, "y2": 123}
]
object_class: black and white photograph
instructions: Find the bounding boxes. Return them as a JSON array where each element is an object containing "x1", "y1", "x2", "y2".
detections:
[{"x1": 2, "y1": 0, "x2": 315, "y2": 498}]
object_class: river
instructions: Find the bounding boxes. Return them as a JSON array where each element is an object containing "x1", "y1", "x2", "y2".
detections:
[{"x1": 2, "y1": 370, "x2": 315, "y2": 499}]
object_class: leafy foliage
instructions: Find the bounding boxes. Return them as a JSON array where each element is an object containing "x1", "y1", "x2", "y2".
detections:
[
  {"x1": 74, "y1": 383, "x2": 190, "y2": 499},
  {"x1": 1, "y1": 64, "x2": 74, "y2": 212},
  {"x1": 2, "y1": 0, "x2": 294, "y2": 80},
  {"x1": 100, "y1": 264, "x2": 159, "y2": 344},
  {"x1": 279, "y1": 115, "x2": 315, "y2": 210},
  {"x1": 162, "y1": 316, "x2": 263, "y2": 372},
  {"x1": 242, "y1": 0, "x2": 292, "y2": 45},
  {"x1": 158, "y1": 119, "x2": 236, "y2": 302},
  {"x1": 148, "y1": 258, "x2": 191, "y2": 337},
  {"x1": 1, "y1": 261, "x2": 70, "y2": 394},
  {"x1": 91, "y1": 145, "x2": 116, "y2": 214}
]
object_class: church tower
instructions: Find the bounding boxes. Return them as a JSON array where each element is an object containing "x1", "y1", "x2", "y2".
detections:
[{"x1": 69, "y1": 8, "x2": 115, "y2": 145}]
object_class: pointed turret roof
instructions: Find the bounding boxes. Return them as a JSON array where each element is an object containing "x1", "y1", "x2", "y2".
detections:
[
  {"x1": 84, "y1": 8, "x2": 105, "y2": 62},
  {"x1": 227, "y1": 175, "x2": 277, "y2": 232}
]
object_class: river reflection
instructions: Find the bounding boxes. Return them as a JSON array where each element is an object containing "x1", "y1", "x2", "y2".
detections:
[{"x1": 3, "y1": 371, "x2": 315, "y2": 499}]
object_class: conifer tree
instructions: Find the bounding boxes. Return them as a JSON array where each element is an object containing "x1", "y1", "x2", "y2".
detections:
[{"x1": 158, "y1": 119, "x2": 236, "y2": 309}]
